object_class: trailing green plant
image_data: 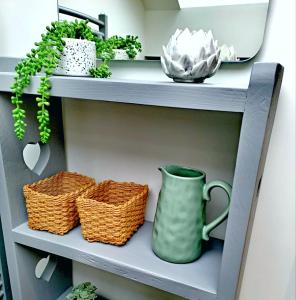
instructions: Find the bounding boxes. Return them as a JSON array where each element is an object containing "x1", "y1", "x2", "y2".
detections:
[
  {"x1": 11, "y1": 20, "x2": 112, "y2": 143},
  {"x1": 66, "y1": 282, "x2": 97, "y2": 300},
  {"x1": 107, "y1": 35, "x2": 142, "y2": 59},
  {"x1": 90, "y1": 62, "x2": 112, "y2": 78},
  {"x1": 95, "y1": 38, "x2": 115, "y2": 62}
]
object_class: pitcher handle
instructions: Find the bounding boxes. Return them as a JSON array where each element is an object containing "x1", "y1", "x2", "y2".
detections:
[{"x1": 202, "y1": 180, "x2": 232, "y2": 241}]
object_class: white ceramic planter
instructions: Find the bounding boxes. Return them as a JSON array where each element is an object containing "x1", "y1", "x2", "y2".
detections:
[
  {"x1": 113, "y1": 49, "x2": 130, "y2": 60},
  {"x1": 54, "y1": 38, "x2": 96, "y2": 76}
]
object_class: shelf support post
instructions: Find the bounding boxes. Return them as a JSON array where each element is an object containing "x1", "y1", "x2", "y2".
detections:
[
  {"x1": 217, "y1": 63, "x2": 284, "y2": 300},
  {"x1": 0, "y1": 93, "x2": 72, "y2": 300}
]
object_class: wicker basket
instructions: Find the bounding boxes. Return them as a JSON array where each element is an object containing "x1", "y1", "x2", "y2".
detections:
[
  {"x1": 23, "y1": 171, "x2": 96, "y2": 235},
  {"x1": 76, "y1": 180, "x2": 149, "y2": 245}
]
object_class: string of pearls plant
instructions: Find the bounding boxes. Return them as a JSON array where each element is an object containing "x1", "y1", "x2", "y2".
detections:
[{"x1": 10, "y1": 20, "x2": 141, "y2": 143}]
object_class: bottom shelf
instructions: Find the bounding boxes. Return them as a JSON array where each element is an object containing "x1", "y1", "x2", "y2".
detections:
[
  {"x1": 57, "y1": 286, "x2": 109, "y2": 300},
  {"x1": 13, "y1": 222, "x2": 223, "y2": 300}
]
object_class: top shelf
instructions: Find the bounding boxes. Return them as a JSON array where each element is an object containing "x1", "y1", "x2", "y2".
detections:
[{"x1": 0, "y1": 72, "x2": 247, "y2": 113}]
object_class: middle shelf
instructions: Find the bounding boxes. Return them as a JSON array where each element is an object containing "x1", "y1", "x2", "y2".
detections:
[{"x1": 13, "y1": 221, "x2": 223, "y2": 300}]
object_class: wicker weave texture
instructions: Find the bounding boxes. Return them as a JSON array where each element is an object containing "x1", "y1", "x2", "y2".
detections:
[
  {"x1": 77, "y1": 180, "x2": 149, "y2": 245},
  {"x1": 23, "y1": 171, "x2": 96, "y2": 235}
]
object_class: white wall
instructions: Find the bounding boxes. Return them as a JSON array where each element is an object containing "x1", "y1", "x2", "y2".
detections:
[
  {"x1": 141, "y1": 0, "x2": 179, "y2": 10},
  {"x1": 238, "y1": 0, "x2": 296, "y2": 299},
  {"x1": 58, "y1": 0, "x2": 146, "y2": 58},
  {"x1": 0, "y1": 0, "x2": 58, "y2": 57},
  {"x1": 144, "y1": 4, "x2": 268, "y2": 58},
  {"x1": 64, "y1": 101, "x2": 241, "y2": 234},
  {"x1": 59, "y1": 0, "x2": 267, "y2": 59}
]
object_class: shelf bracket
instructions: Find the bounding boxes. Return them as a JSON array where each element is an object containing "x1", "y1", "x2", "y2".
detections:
[{"x1": 35, "y1": 255, "x2": 57, "y2": 282}]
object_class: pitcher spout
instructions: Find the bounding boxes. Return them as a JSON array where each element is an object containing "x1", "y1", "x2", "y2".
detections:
[{"x1": 158, "y1": 165, "x2": 206, "y2": 180}]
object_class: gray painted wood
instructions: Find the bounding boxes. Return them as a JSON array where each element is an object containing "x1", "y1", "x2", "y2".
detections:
[
  {"x1": 217, "y1": 63, "x2": 284, "y2": 300},
  {"x1": 14, "y1": 245, "x2": 72, "y2": 300},
  {"x1": 58, "y1": 5, "x2": 105, "y2": 27},
  {"x1": 57, "y1": 287, "x2": 73, "y2": 300},
  {"x1": 58, "y1": 5, "x2": 107, "y2": 39},
  {"x1": 0, "y1": 93, "x2": 72, "y2": 300},
  {"x1": 0, "y1": 61, "x2": 283, "y2": 300},
  {"x1": 99, "y1": 14, "x2": 108, "y2": 39},
  {"x1": 0, "y1": 73, "x2": 247, "y2": 113},
  {"x1": 13, "y1": 222, "x2": 223, "y2": 300},
  {"x1": 0, "y1": 221, "x2": 12, "y2": 300},
  {"x1": 0, "y1": 57, "x2": 20, "y2": 72}
]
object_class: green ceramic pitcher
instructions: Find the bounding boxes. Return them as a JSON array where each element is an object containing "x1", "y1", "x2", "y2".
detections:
[{"x1": 152, "y1": 165, "x2": 232, "y2": 263}]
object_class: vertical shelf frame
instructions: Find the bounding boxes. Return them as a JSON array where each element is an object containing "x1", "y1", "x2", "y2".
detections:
[
  {"x1": 0, "y1": 62, "x2": 284, "y2": 300},
  {"x1": 0, "y1": 221, "x2": 12, "y2": 300},
  {"x1": 218, "y1": 63, "x2": 284, "y2": 300},
  {"x1": 0, "y1": 95, "x2": 72, "y2": 300}
]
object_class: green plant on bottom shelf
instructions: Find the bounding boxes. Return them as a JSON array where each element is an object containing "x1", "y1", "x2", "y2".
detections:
[
  {"x1": 66, "y1": 282, "x2": 98, "y2": 300},
  {"x1": 10, "y1": 20, "x2": 112, "y2": 144}
]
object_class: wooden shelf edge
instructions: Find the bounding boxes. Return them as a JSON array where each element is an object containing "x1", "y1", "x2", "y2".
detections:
[{"x1": 0, "y1": 72, "x2": 247, "y2": 113}]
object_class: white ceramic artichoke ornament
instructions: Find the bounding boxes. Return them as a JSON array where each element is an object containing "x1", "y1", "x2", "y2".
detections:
[{"x1": 161, "y1": 28, "x2": 221, "y2": 83}]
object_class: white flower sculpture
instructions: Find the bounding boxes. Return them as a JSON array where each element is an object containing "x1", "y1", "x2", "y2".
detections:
[{"x1": 161, "y1": 28, "x2": 221, "y2": 83}]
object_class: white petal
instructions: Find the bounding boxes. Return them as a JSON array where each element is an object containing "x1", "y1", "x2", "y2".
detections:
[
  {"x1": 204, "y1": 30, "x2": 216, "y2": 57},
  {"x1": 191, "y1": 60, "x2": 208, "y2": 78},
  {"x1": 208, "y1": 59, "x2": 221, "y2": 78},
  {"x1": 176, "y1": 28, "x2": 193, "y2": 56},
  {"x1": 194, "y1": 30, "x2": 206, "y2": 46},
  {"x1": 229, "y1": 46, "x2": 237, "y2": 60},
  {"x1": 161, "y1": 56, "x2": 169, "y2": 75},
  {"x1": 163, "y1": 45, "x2": 169, "y2": 56},
  {"x1": 170, "y1": 60, "x2": 186, "y2": 77},
  {"x1": 178, "y1": 54, "x2": 194, "y2": 71},
  {"x1": 214, "y1": 40, "x2": 218, "y2": 49},
  {"x1": 166, "y1": 38, "x2": 172, "y2": 54},
  {"x1": 207, "y1": 30, "x2": 214, "y2": 42},
  {"x1": 163, "y1": 46, "x2": 185, "y2": 76},
  {"x1": 171, "y1": 44, "x2": 182, "y2": 61},
  {"x1": 208, "y1": 51, "x2": 221, "y2": 77},
  {"x1": 167, "y1": 37, "x2": 176, "y2": 56},
  {"x1": 174, "y1": 28, "x2": 182, "y2": 39},
  {"x1": 194, "y1": 46, "x2": 206, "y2": 63},
  {"x1": 162, "y1": 47, "x2": 173, "y2": 70},
  {"x1": 209, "y1": 38, "x2": 216, "y2": 56},
  {"x1": 207, "y1": 53, "x2": 216, "y2": 69},
  {"x1": 216, "y1": 48, "x2": 221, "y2": 61}
]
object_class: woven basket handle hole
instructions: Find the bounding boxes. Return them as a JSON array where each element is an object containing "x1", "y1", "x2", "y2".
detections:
[{"x1": 23, "y1": 142, "x2": 50, "y2": 176}]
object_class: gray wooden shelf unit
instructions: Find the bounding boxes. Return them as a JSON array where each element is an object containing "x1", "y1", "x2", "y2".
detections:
[
  {"x1": 0, "y1": 222, "x2": 12, "y2": 300},
  {"x1": 0, "y1": 61, "x2": 283, "y2": 300}
]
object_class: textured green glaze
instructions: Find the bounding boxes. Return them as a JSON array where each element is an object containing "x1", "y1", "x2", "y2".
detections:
[{"x1": 152, "y1": 165, "x2": 232, "y2": 263}]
